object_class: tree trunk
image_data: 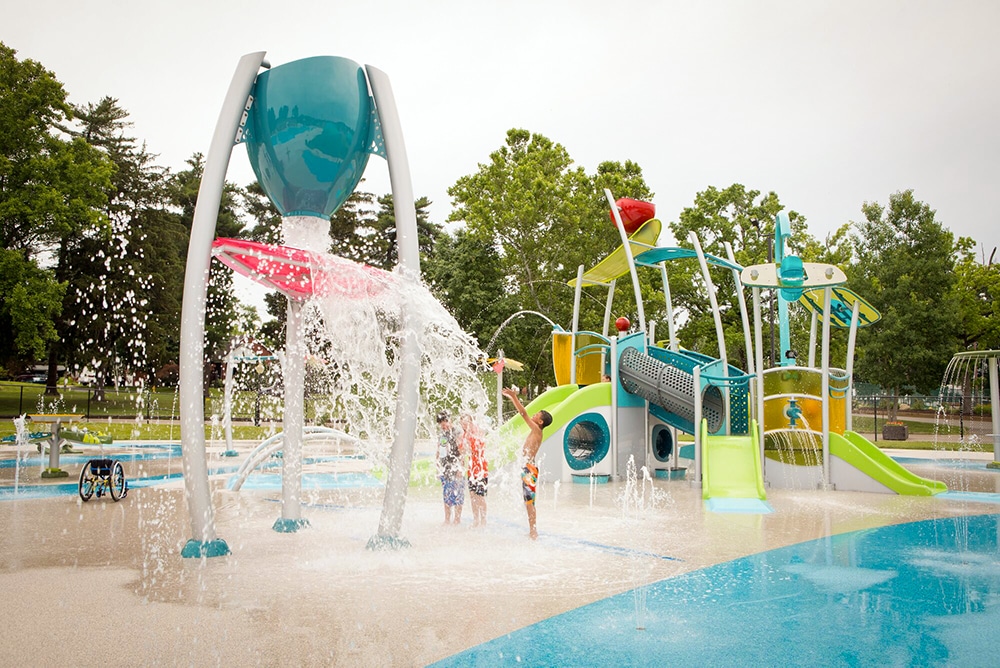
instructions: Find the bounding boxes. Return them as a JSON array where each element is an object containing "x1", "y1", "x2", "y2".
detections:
[
  {"x1": 45, "y1": 341, "x2": 61, "y2": 397},
  {"x1": 887, "y1": 388, "x2": 899, "y2": 422}
]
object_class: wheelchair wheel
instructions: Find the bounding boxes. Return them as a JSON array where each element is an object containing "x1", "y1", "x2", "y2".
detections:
[
  {"x1": 109, "y1": 461, "x2": 126, "y2": 501},
  {"x1": 79, "y1": 463, "x2": 96, "y2": 501}
]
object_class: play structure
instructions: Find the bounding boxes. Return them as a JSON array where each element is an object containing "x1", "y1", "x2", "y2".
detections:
[
  {"x1": 501, "y1": 189, "x2": 946, "y2": 510},
  {"x1": 23, "y1": 414, "x2": 113, "y2": 479},
  {"x1": 179, "y1": 53, "x2": 423, "y2": 556}
]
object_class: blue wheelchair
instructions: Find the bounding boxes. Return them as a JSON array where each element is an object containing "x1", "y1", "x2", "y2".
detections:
[{"x1": 78, "y1": 458, "x2": 128, "y2": 502}]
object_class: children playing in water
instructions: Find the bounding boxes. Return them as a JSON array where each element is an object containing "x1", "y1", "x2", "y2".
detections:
[
  {"x1": 502, "y1": 387, "x2": 552, "y2": 540},
  {"x1": 436, "y1": 412, "x2": 464, "y2": 524},
  {"x1": 460, "y1": 413, "x2": 488, "y2": 527}
]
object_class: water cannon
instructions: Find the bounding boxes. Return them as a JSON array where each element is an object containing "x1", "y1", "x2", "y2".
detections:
[{"x1": 785, "y1": 397, "x2": 803, "y2": 429}]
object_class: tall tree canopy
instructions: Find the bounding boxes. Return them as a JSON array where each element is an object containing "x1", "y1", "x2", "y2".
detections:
[
  {"x1": 446, "y1": 129, "x2": 654, "y2": 389},
  {"x1": 951, "y1": 238, "x2": 1000, "y2": 352},
  {"x1": 55, "y1": 96, "x2": 183, "y2": 396},
  {"x1": 0, "y1": 43, "x2": 113, "y2": 377},
  {"x1": 850, "y1": 190, "x2": 959, "y2": 409}
]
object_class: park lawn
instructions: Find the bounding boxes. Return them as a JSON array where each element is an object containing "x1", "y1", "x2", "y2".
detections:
[
  {"x1": 850, "y1": 415, "x2": 939, "y2": 435},
  {"x1": 0, "y1": 413, "x2": 274, "y2": 442},
  {"x1": 0, "y1": 381, "x2": 180, "y2": 418}
]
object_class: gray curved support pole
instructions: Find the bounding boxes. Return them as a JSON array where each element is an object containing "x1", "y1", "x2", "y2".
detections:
[
  {"x1": 693, "y1": 365, "x2": 703, "y2": 488},
  {"x1": 989, "y1": 357, "x2": 1000, "y2": 464},
  {"x1": 724, "y1": 242, "x2": 754, "y2": 376},
  {"x1": 602, "y1": 279, "x2": 616, "y2": 337},
  {"x1": 605, "y1": 189, "x2": 646, "y2": 333},
  {"x1": 690, "y1": 233, "x2": 728, "y2": 369},
  {"x1": 178, "y1": 51, "x2": 266, "y2": 557},
  {"x1": 846, "y1": 300, "x2": 861, "y2": 433},
  {"x1": 820, "y1": 286, "x2": 832, "y2": 489},
  {"x1": 366, "y1": 65, "x2": 420, "y2": 549},
  {"x1": 658, "y1": 264, "x2": 678, "y2": 352},
  {"x1": 570, "y1": 265, "x2": 584, "y2": 384},
  {"x1": 609, "y1": 336, "x2": 619, "y2": 479},
  {"x1": 691, "y1": 233, "x2": 730, "y2": 434},
  {"x1": 753, "y1": 287, "x2": 766, "y2": 470}
]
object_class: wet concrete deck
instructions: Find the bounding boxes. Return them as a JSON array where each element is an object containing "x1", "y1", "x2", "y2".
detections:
[{"x1": 0, "y1": 441, "x2": 997, "y2": 666}]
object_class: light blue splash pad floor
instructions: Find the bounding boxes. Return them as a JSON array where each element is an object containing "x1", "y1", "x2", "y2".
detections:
[{"x1": 435, "y1": 513, "x2": 1000, "y2": 667}]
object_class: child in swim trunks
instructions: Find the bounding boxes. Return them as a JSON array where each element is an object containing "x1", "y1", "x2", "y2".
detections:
[
  {"x1": 502, "y1": 388, "x2": 552, "y2": 540},
  {"x1": 436, "y1": 412, "x2": 464, "y2": 524}
]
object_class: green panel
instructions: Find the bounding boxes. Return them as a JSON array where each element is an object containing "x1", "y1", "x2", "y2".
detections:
[
  {"x1": 830, "y1": 432, "x2": 947, "y2": 496},
  {"x1": 701, "y1": 419, "x2": 766, "y2": 501}
]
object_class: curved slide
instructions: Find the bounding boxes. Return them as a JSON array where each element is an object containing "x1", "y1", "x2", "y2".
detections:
[
  {"x1": 701, "y1": 419, "x2": 769, "y2": 512},
  {"x1": 830, "y1": 431, "x2": 946, "y2": 496},
  {"x1": 498, "y1": 383, "x2": 612, "y2": 461}
]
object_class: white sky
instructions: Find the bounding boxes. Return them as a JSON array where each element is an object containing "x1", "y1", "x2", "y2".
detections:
[{"x1": 6, "y1": 0, "x2": 999, "y2": 266}]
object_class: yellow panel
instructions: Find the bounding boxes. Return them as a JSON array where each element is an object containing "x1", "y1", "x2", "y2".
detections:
[
  {"x1": 553, "y1": 332, "x2": 572, "y2": 386},
  {"x1": 798, "y1": 287, "x2": 881, "y2": 328},
  {"x1": 762, "y1": 368, "x2": 847, "y2": 435},
  {"x1": 567, "y1": 219, "x2": 662, "y2": 288},
  {"x1": 552, "y1": 331, "x2": 606, "y2": 386},
  {"x1": 574, "y1": 333, "x2": 605, "y2": 385}
]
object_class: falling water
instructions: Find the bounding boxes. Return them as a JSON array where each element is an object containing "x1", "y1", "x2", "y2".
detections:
[
  {"x1": 11, "y1": 415, "x2": 28, "y2": 495},
  {"x1": 763, "y1": 425, "x2": 824, "y2": 491},
  {"x1": 271, "y1": 217, "x2": 494, "y2": 474},
  {"x1": 483, "y1": 310, "x2": 559, "y2": 356},
  {"x1": 934, "y1": 351, "x2": 1000, "y2": 491},
  {"x1": 614, "y1": 455, "x2": 673, "y2": 630}
]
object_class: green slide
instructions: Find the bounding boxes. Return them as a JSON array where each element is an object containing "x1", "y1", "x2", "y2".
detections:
[
  {"x1": 830, "y1": 431, "x2": 947, "y2": 496},
  {"x1": 701, "y1": 419, "x2": 767, "y2": 501},
  {"x1": 497, "y1": 383, "x2": 612, "y2": 462}
]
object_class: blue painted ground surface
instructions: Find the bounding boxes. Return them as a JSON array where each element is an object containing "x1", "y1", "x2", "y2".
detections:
[
  {"x1": 434, "y1": 514, "x2": 1000, "y2": 667},
  {"x1": 0, "y1": 444, "x2": 381, "y2": 500},
  {"x1": 237, "y1": 471, "x2": 382, "y2": 490}
]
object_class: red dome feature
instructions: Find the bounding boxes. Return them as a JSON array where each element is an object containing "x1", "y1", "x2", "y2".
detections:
[
  {"x1": 610, "y1": 198, "x2": 655, "y2": 234},
  {"x1": 615, "y1": 317, "x2": 631, "y2": 333}
]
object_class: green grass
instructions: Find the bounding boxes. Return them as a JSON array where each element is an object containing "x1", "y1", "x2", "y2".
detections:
[
  {"x1": 0, "y1": 419, "x2": 274, "y2": 442},
  {"x1": 850, "y1": 416, "x2": 939, "y2": 435}
]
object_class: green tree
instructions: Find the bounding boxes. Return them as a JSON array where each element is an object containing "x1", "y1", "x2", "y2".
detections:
[
  {"x1": 850, "y1": 190, "x2": 959, "y2": 417},
  {"x1": 0, "y1": 43, "x2": 113, "y2": 380},
  {"x1": 167, "y1": 155, "x2": 247, "y2": 380},
  {"x1": 447, "y1": 129, "x2": 654, "y2": 389},
  {"x1": 57, "y1": 97, "x2": 182, "y2": 398},
  {"x1": 951, "y1": 239, "x2": 1000, "y2": 351},
  {"x1": 370, "y1": 194, "x2": 440, "y2": 270},
  {"x1": 424, "y1": 228, "x2": 515, "y2": 350},
  {"x1": 0, "y1": 250, "x2": 65, "y2": 361}
]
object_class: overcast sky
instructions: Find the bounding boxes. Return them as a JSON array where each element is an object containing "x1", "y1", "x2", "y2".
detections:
[{"x1": 7, "y1": 0, "x2": 999, "y2": 264}]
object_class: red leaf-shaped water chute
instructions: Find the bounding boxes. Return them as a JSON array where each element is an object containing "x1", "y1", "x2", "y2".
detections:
[
  {"x1": 211, "y1": 238, "x2": 387, "y2": 302},
  {"x1": 610, "y1": 198, "x2": 655, "y2": 234}
]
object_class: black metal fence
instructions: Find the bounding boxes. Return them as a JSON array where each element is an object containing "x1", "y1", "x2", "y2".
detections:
[
  {"x1": 852, "y1": 393, "x2": 992, "y2": 443},
  {"x1": 1, "y1": 384, "x2": 286, "y2": 424}
]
